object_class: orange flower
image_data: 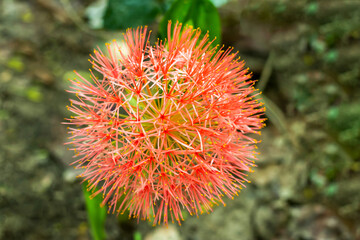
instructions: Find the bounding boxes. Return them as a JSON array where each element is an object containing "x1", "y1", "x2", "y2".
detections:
[{"x1": 65, "y1": 22, "x2": 265, "y2": 225}]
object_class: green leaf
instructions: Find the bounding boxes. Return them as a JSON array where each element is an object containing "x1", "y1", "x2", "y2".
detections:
[
  {"x1": 133, "y1": 231, "x2": 142, "y2": 240},
  {"x1": 103, "y1": 0, "x2": 161, "y2": 30},
  {"x1": 82, "y1": 183, "x2": 107, "y2": 240},
  {"x1": 324, "y1": 49, "x2": 338, "y2": 63},
  {"x1": 7, "y1": 57, "x2": 24, "y2": 72},
  {"x1": 26, "y1": 86, "x2": 43, "y2": 103},
  {"x1": 324, "y1": 183, "x2": 338, "y2": 196},
  {"x1": 305, "y1": 2, "x2": 318, "y2": 15},
  {"x1": 159, "y1": 0, "x2": 221, "y2": 46}
]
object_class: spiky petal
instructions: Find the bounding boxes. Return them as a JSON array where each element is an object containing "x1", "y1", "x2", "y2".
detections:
[{"x1": 65, "y1": 22, "x2": 265, "y2": 225}]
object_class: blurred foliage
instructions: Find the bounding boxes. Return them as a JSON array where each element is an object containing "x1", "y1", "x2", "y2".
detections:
[
  {"x1": 100, "y1": 0, "x2": 222, "y2": 46},
  {"x1": 159, "y1": 0, "x2": 221, "y2": 46},
  {"x1": 103, "y1": 0, "x2": 163, "y2": 30},
  {"x1": 328, "y1": 103, "x2": 360, "y2": 159},
  {"x1": 26, "y1": 86, "x2": 43, "y2": 103},
  {"x1": 6, "y1": 56, "x2": 24, "y2": 72}
]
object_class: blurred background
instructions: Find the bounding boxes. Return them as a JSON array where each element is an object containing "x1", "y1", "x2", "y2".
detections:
[{"x1": 0, "y1": 0, "x2": 359, "y2": 239}]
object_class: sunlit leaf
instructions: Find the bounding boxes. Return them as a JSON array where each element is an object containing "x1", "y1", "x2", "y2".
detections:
[
  {"x1": 159, "y1": 0, "x2": 221, "y2": 46},
  {"x1": 26, "y1": 86, "x2": 43, "y2": 103}
]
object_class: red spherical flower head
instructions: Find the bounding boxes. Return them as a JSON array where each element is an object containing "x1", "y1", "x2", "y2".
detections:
[{"x1": 65, "y1": 22, "x2": 265, "y2": 225}]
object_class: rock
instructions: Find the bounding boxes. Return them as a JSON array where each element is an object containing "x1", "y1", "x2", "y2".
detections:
[{"x1": 145, "y1": 225, "x2": 182, "y2": 240}]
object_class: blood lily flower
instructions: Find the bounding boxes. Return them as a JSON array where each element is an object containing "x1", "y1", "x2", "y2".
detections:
[{"x1": 65, "y1": 22, "x2": 265, "y2": 225}]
